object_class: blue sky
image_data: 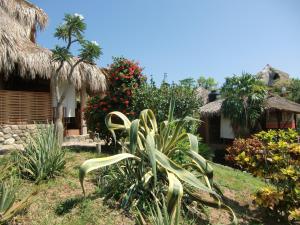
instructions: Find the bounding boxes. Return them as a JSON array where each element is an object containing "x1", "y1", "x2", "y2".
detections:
[{"x1": 31, "y1": 0, "x2": 300, "y2": 85}]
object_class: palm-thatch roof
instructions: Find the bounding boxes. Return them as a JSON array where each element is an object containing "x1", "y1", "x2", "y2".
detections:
[
  {"x1": 257, "y1": 64, "x2": 290, "y2": 87},
  {"x1": 199, "y1": 99, "x2": 224, "y2": 117},
  {"x1": 0, "y1": 0, "x2": 106, "y2": 93},
  {"x1": 266, "y1": 95, "x2": 300, "y2": 113},
  {"x1": 195, "y1": 87, "x2": 210, "y2": 105},
  {"x1": 199, "y1": 95, "x2": 300, "y2": 117}
]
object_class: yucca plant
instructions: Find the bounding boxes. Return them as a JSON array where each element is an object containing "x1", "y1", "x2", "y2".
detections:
[
  {"x1": 79, "y1": 99, "x2": 237, "y2": 224},
  {"x1": 0, "y1": 181, "x2": 32, "y2": 223},
  {"x1": 16, "y1": 124, "x2": 66, "y2": 183}
]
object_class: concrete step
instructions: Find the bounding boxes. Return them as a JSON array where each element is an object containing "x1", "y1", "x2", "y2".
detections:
[{"x1": 64, "y1": 134, "x2": 91, "y2": 142}]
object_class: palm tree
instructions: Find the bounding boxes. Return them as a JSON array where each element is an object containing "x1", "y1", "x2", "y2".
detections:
[{"x1": 221, "y1": 73, "x2": 267, "y2": 137}]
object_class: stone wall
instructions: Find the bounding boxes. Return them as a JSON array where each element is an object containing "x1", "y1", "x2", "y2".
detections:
[{"x1": 0, "y1": 124, "x2": 38, "y2": 151}]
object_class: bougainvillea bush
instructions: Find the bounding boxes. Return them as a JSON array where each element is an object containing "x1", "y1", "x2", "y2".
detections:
[
  {"x1": 84, "y1": 57, "x2": 145, "y2": 142},
  {"x1": 226, "y1": 129, "x2": 300, "y2": 223}
]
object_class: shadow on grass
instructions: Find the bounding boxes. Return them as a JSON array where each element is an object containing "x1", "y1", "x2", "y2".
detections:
[
  {"x1": 64, "y1": 144, "x2": 118, "y2": 155},
  {"x1": 222, "y1": 195, "x2": 285, "y2": 225},
  {"x1": 55, "y1": 197, "x2": 83, "y2": 215},
  {"x1": 55, "y1": 193, "x2": 102, "y2": 216}
]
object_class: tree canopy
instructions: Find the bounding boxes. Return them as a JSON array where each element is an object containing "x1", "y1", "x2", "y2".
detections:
[
  {"x1": 287, "y1": 78, "x2": 300, "y2": 104},
  {"x1": 197, "y1": 76, "x2": 218, "y2": 90}
]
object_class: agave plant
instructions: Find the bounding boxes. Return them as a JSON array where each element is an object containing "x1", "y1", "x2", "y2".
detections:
[
  {"x1": 80, "y1": 99, "x2": 237, "y2": 224},
  {"x1": 15, "y1": 124, "x2": 66, "y2": 183},
  {"x1": 0, "y1": 181, "x2": 32, "y2": 223}
]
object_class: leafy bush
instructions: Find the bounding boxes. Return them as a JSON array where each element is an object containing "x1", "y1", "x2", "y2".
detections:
[
  {"x1": 80, "y1": 100, "x2": 236, "y2": 224},
  {"x1": 226, "y1": 129, "x2": 300, "y2": 223},
  {"x1": 84, "y1": 57, "x2": 145, "y2": 142},
  {"x1": 132, "y1": 78, "x2": 202, "y2": 123},
  {"x1": 15, "y1": 124, "x2": 66, "y2": 183}
]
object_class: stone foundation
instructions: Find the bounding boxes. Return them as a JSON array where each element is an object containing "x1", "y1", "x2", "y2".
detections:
[{"x1": 0, "y1": 124, "x2": 38, "y2": 152}]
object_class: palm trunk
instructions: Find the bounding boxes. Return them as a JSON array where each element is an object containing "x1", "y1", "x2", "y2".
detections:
[{"x1": 55, "y1": 102, "x2": 64, "y2": 146}]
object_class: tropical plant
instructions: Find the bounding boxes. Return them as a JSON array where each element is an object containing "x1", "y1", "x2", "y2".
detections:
[
  {"x1": 52, "y1": 13, "x2": 102, "y2": 145},
  {"x1": 0, "y1": 181, "x2": 32, "y2": 223},
  {"x1": 15, "y1": 124, "x2": 66, "y2": 183},
  {"x1": 80, "y1": 99, "x2": 236, "y2": 224},
  {"x1": 84, "y1": 57, "x2": 145, "y2": 143},
  {"x1": 221, "y1": 73, "x2": 267, "y2": 136},
  {"x1": 226, "y1": 129, "x2": 300, "y2": 223}
]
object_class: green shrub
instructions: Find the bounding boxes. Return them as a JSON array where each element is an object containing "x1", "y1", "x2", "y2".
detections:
[
  {"x1": 15, "y1": 124, "x2": 66, "y2": 183},
  {"x1": 132, "y1": 78, "x2": 202, "y2": 123},
  {"x1": 80, "y1": 100, "x2": 236, "y2": 225},
  {"x1": 226, "y1": 129, "x2": 300, "y2": 223}
]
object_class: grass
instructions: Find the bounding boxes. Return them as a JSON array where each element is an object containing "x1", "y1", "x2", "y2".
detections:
[
  {"x1": 0, "y1": 149, "x2": 279, "y2": 225},
  {"x1": 5, "y1": 150, "x2": 134, "y2": 225}
]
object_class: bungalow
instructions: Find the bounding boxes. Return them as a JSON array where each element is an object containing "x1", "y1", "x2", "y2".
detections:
[
  {"x1": 0, "y1": 0, "x2": 107, "y2": 148},
  {"x1": 199, "y1": 95, "x2": 300, "y2": 144}
]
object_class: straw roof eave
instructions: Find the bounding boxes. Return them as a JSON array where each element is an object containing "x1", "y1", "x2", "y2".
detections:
[
  {"x1": 265, "y1": 95, "x2": 300, "y2": 114},
  {"x1": 0, "y1": 0, "x2": 48, "y2": 32},
  {"x1": 199, "y1": 99, "x2": 224, "y2": 117},
  {"x1": 199, "y1": 95, "x2": 300, "y2": 117}
]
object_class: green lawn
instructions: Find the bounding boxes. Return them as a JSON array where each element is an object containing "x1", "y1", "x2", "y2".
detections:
[{"x1": 1, "y1": 150, "x2": 277, "y2": 225}]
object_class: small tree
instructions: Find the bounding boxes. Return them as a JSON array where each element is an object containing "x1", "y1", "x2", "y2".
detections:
[
  {"x1": 52, "y1": 13, "x2": 102, "y2": 145},
  {"x1": 221, "y1": 73, "x2": 267, "y2": 136},
  {"x1": 288, "y1": 78, "x2": 300, "y2": 104},
  {"x1": 197, "y1": 76, "x2": 218, "y2": 90}
]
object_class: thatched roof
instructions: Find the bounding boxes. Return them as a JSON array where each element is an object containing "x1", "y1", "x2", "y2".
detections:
[
  {"x1": 266, "y1": 95, "x2": 300, "y2": 113},
  {"x1": 0, "y1": 0, "x2": 106, "y2": 93},
  {"x1": 0, "y1": 0, "x2": 48, "y2": 35},
  {"x1": 199, "y1": 95, "x2": 300, "y2": 117},
  {"x1": 195, "y1": 87, "x2": 210, "y2": 105},
  {"x1": 199, "y1": 99, "x2": 224, "y2": 117},
  {"x1": 257, "y1": 64, "x2": 290, "y2": 87}
]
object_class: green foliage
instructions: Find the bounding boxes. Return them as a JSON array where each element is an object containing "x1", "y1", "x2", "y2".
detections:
[
  {"x1": 197, "y1": 76, "x2": 218, "y2": 90},
  {"x1": 15, "y1": 124, "x2": 66, "y2": 184},
  {"x1": 84, "y1": 57, "x2": 145, "y2": 142},
  {"x1": 52, "y1": 13, "x2": 101, "y2": 69},
  {"x1": 226, "y1": 129, "x2": 300, "y2": 223},
  {"x1": 0, "y1": 179, "x2": 33, "y2": 223},
  {"x1": 80, "y1": 101, "x2": 236, "y2": 224},
  {"x1": 287, "y1": 78, "x2": 300, "y2": 104},
  {"x1": 221, "y1": 73, "x2": 267, "y2": 136},
  {"x1": 179, "y1": 77, "x2": 197, "y2": 88},
  {"x1": 136, "y1": 197, "x2": 177, "y2": 225},
  {"x1": 132, "y1": 78, "x2": 201, "y2": 123}
]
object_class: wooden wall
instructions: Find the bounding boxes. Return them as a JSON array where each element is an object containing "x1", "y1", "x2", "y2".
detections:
[
  {"x1": 0, "y1": 90, "x2": 52, "y2": 124},
  {"x1": 266, "y1": 111, "x2": 296, "y2": 129}
]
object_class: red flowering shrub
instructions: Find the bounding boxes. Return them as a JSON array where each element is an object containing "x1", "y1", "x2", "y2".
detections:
[{"x1": 84, "y1": 57, "x2": 146, "y2": 142}]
